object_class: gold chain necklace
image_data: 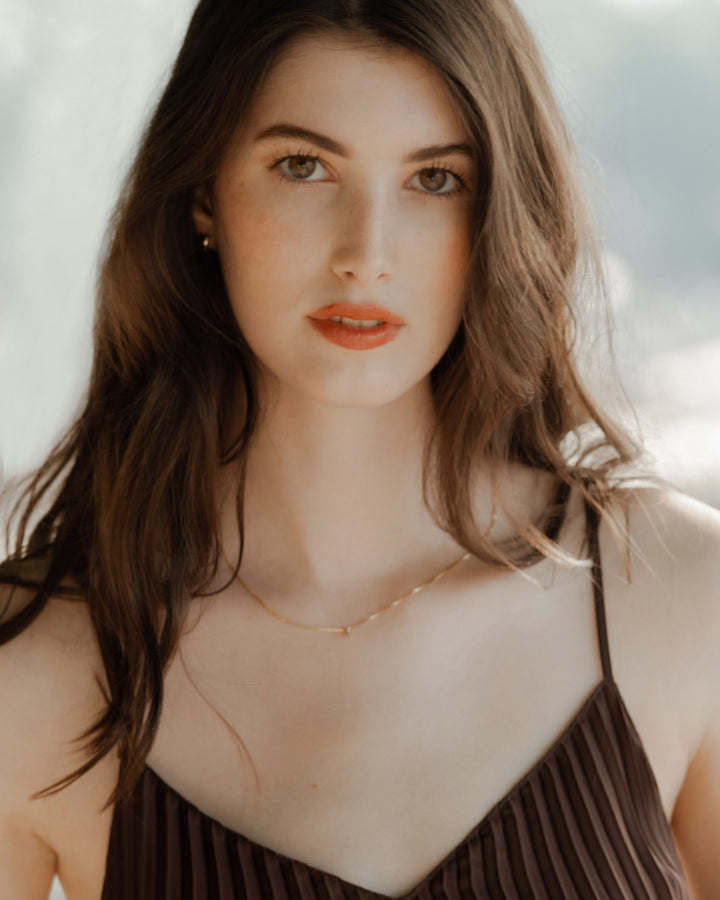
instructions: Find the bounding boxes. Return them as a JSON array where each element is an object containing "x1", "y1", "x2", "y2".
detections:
[{"x1": 222, "y1": 549, "x2": 472, "y2": 636}]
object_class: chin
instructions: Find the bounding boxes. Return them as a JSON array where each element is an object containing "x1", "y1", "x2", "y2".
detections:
[
  {"x1": 255, "y1": 352, "x2": 437, "y2": 413},
  {"x1": 309, "y1": 371, "x2": 434, "y2": 411},
  {"x1": 308, "y1": 385, "x2": 411, "y2": 410}
]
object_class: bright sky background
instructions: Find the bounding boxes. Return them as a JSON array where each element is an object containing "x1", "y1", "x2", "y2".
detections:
[
  {"x1": 605, "y1": 0, "x2": 685, "y2": 8},
  {"x1": 2, "y1": 0, "x2": 719, "y2": 537},
  {"x1": 8, "y1": 2, "x2": 713, "y2": 895}
]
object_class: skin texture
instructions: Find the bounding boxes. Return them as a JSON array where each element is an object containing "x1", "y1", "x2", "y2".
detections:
[
  {"x1": 1, "y1": 34, "x2": 720, "y2": 900},
  {"x1": 195, "y1": 35, "x2": 473, "y2": 413},
  {"x1": 194, "y1": 34, "x2": 480, "y2": 608}
]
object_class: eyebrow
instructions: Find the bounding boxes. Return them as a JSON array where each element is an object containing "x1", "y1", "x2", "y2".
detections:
[{"x1": 253, "y1": 123, "x2": 474, "y2": 164}]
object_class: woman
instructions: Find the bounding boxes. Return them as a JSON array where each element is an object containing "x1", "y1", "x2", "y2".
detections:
[{"x1": 1, "y1": 0, "x2": 718, "y2": 897}]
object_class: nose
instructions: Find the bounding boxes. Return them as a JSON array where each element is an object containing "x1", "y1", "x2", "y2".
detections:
[{"x1": 329, "y1": 185, "x2": 395, "y2": 286}]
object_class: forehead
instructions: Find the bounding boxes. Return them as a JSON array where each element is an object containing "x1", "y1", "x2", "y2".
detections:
[{"x1": 242, "y1": 32, "x2": 469, "y2": 152}]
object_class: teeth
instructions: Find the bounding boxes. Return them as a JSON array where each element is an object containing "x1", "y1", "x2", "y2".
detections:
[{"x1": 328, "y1": 316, "x2": 384, "y2": 328}]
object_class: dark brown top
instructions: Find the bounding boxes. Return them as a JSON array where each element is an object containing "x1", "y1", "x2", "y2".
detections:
[{"x1": 102, "y1": 504, "x2": 691, "y2": 898}]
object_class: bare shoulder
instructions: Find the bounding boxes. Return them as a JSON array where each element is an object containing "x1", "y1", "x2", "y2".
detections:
[
  {"x1": 0, "y1": 582, "x2": 117, "y2": 899},
  {"x1": 602, "y1": 484, "x2": 720, "y2": 709},
  {"x1": 611, "y1": 484, "x2": 720, "y2": 652},
  {"x1": 601, "y1": 485, "x2": 720, "y2": 898},
  {"x1": 623, "y1": 483, "x2": 720, "y2": 565}
]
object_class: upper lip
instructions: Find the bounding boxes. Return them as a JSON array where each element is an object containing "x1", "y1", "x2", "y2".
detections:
[{"x1": 308, "y1": 303, "x2": 405, "y2": 325}]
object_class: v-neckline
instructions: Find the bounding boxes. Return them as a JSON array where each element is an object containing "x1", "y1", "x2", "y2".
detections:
[{"x1": 141, "y1": 677, "x2": 656, "y2": 900}]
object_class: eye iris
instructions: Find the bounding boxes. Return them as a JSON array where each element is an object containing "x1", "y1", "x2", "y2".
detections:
[
  {"x1": 421, "y1": 168, "x2": 448, "y2": 192},
  {"x1": 289, "y1": 156, "x2": 316, "y2": 179}
]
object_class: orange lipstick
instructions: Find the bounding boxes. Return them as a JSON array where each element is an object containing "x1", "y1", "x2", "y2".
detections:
[{"x1": 308, "y1": 303, "x2": 405, "y2": 350}]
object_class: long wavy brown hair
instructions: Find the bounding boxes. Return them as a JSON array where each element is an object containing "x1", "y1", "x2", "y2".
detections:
[{"x1": 0, "y1": 0, "x2": 638, "y2": 802}]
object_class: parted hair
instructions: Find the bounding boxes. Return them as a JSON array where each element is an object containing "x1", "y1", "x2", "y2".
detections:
[{"x1": 0, "y1": 0, "x2": 637, "y2": 802}]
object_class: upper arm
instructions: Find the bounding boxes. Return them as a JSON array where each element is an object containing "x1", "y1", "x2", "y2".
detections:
[
  {"x1": 652, "y1": 492, "x2": 720, "y2": 898},
  {"x1": 672, "y1": 714, "x2": 720, "y2": 900},
  {"x1": 0, "y1": 584, "x2": 116, "y2": 900},
  {"x1": 0, "y1": 807, "x2": 57, "y2": 900},
  {"x1": 0, "y1": 585, "x2": 59, "y2": 899}
]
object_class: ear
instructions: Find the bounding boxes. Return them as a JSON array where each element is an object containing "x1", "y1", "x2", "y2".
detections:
[{"x1": 192, "y1": 184, "x2": 215, "y2": 245}]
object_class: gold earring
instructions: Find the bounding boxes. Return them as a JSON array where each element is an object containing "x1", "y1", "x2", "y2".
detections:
[{"x1": 201, "y1": 235, "x2": 211, "y2": 250}]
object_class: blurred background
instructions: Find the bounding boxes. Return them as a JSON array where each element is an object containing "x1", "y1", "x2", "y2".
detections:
[
  {"x1": 2, "y1": 0, "x2": 719, "y2": 520},
  {"x1": 520, "y1": 0, "x2": 720, "y2": 507},
  {"x1": 0, "y1": 0, "x2": 716, "y2": 897}
]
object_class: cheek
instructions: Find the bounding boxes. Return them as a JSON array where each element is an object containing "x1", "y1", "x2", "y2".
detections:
[
  {"x1": 414, "y1": 216, "x2": 471, "y2": 317},
  {"x1": 220, "y1": 206, "x2": 297, "y2": 279},
  {"x1": 216, "y1": 194, "x2": 320, "y2": 316}
]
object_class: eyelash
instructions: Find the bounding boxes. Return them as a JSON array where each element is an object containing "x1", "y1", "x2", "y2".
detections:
[{"x1": 268, "y1": 151, "x2": 469, "y2": 198}]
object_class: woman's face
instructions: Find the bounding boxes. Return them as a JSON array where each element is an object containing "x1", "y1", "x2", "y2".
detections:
[{"x1": 195, "y1": 32, "x2": 475, "y2": 409}]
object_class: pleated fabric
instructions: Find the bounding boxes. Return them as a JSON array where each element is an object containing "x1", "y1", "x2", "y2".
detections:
[
  {"x1": 101, "y1": 679, "x2": 690, "y2": 900},
  {"x1": 101, "y1": 502, "x2": 692, "y2": 899}
]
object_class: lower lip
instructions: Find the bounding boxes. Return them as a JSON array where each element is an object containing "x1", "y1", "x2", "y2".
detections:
[{"x1": 308, "y1": 318, "x2": 403, "y2": 350}]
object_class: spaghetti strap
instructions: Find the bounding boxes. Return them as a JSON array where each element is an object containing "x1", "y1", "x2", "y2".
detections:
[
  {"x1": 585, "y1": 498, "x2": 614, "y2": 683},
  {"x1": 103, "y1": 488, "x2": 691, "y2": 899}
]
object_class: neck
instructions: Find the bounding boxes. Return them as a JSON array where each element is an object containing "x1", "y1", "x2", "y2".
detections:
[{"x1": 219, "y1": 380, "x2": 468, "y2": 619}]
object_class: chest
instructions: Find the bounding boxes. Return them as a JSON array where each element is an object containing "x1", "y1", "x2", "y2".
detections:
[{"x1": 143, "y1": 566, "x2": 687, "y2": 896}]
